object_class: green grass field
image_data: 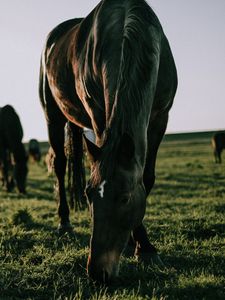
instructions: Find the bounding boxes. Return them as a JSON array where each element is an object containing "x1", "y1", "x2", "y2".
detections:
[{"x1": 0, "y1": 133, "x2": 224, "y2": 300}]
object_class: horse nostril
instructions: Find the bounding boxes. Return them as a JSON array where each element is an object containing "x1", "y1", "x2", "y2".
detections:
[
  {"x1": 87, "y1": 260, "x2": 110, "y2": 284},
  {"x1": 89, "y1": 269, "x2": 109, "y2": 284}
]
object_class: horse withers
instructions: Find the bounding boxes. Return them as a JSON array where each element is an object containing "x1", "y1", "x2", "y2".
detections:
[
  {"x1": 39, "y1": 0, "x2": 177, "y2": 283},
  {"x1": 212, "y1": 132, "x2": 225, "y2": 163},
  {"x1": 0, "y1": 105, "x2": 28, "y2": 193}
]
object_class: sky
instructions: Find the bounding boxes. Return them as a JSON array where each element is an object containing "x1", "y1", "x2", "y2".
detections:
[{"x1": 0, "y1": 0, "x2": 225, "y2": 142}]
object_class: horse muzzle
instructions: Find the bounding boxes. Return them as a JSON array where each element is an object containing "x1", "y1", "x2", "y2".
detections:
[{"x1": 87, "y1": 252, "x2": 119, "y2": 284}]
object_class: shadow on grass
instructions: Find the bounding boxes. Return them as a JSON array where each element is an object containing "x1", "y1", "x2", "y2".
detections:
[
  {"x1": 164, "y1": 283, "x2": 225, "y2": 300},
  {"x1": 0, "y1": 186, "x2": 54, "y2": 203},
  {"x1": 26, "y1": 177, "x2": 54, "y2": 201},
  {"x1": 1, "y1": 248, "x2": 224, "y2": 300},
  {"x1": 165, "y1": 252, "x2": 225, "y2": 277},
  {"x1": 180, "y1": 219, "x2": 225, "y2": 240},
  {"x1": 153, "y1": 171, "x2": 225, "y2": 199}
]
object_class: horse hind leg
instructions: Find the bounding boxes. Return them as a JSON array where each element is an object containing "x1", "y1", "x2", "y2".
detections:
[
  {"x1": 40, "y1": 71, "x2": 72, "y2": 234},
  {"x1": 48, "y1": 117, "x2": 74, "y2": 234}
]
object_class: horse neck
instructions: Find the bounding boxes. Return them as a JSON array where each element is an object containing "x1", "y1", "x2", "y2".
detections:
[
  {"x1": 99, "y1": 0, "x2": 157, "y2": 142},
  {"x1": 108, "y1": 112, "x2": 148, "y2": 158}
]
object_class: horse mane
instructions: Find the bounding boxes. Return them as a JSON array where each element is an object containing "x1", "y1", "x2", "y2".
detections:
[
  {"x1": 90, "y1": 0, "x2": 162, "y2": 184},
  {"x1": 110, "y1": 1, "x2": 162, "y2": 126}
]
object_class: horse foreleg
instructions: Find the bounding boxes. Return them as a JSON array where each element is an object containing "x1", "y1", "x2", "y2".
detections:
[
  {"x1": 2, "y1": 150, "x2": 14, "y2": 192},
  {"x1": 132, "y1": 224, "x2": 157, "y2": 253},
  {"x1": 132, "y1": 112, "x2": 169, "y2": 266}
]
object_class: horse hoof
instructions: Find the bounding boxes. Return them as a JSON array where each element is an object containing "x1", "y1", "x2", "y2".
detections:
[
  {"x1": 136, "y1": 252, "x2": 165, "y2": 268},
  {"x1": 57, "y1": 223, "x2": 74, "y2": 235}
]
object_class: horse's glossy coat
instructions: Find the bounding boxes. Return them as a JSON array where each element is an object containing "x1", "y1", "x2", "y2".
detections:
[{"x1": 39, "y1": 0, "x2": 177, "y2": 282}]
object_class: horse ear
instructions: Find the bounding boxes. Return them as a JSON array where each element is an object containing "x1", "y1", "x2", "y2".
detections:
[
  {"x1": 83, "y1": 135, "x2": 101, "y2": 162},
  {"x1": 117, "y1": 133, "x2": 135, "y2": 168}
]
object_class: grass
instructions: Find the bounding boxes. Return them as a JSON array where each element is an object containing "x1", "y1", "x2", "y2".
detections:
[{"x1": 0, "y1": 133, "x2": 225, "y2": 299}]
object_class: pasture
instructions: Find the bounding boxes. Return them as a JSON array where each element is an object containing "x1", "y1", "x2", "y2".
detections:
[{"x1": 0, "y1": 132, "x2": 224, "y2": 299}]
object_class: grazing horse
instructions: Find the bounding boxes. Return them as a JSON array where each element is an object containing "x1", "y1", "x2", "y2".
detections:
[
  {"x1": 28, "y1": 138, "x2": 41, "y2": 162},
  {"x1": 212, "y1": 132, "x2": 225, "y2": 163},
  {"x1": 39, "y1": 0, "x2": 177, "y2": 282},
  {"x1": 0, "y1": 105, "x2": 28, "y2": 193}
]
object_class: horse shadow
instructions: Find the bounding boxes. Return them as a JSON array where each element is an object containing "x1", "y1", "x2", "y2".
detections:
[{"x1": 26, "y1": 177, "x2": 54, "y2": 201}]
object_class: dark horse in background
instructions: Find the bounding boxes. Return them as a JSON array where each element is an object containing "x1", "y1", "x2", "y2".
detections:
[
  {"x1": 39, "y1": 0, "x2": 177, "y2": 282},
  {"x1": 212, "y1": 132, "x2": 225, "y2": 163},
  {"x1": 28, "y1": 138, "x2": 41, "y2": 162},
  {"x1": 0, "y1": 105, "x2": 28, "y2": 193}
]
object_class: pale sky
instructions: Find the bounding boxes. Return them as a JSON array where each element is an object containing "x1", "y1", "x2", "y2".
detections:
[{"x1": 0, "y1": 0, "x2": 225, "y2": 141}]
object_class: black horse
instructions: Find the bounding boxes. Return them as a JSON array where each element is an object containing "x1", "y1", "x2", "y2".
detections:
[
  {"x1": 28, "y1": 139, "x2": 41, "y2": 162},
  {"x1": 39, "y1": 0, "x2": 177, "y2": 282},
  {"x1": 0, "y1": 105, "x2": 28, "y2": 193},
  {"x1": 212, "y1": 132, "x2": 225, "y2": 163}
]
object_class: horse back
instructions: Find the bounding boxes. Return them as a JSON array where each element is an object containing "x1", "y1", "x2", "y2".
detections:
[{"x1": 45, "y1": 18, "x2": 83, "y2": 50}]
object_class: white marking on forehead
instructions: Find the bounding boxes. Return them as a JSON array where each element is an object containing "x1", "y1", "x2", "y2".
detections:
[{"x1": 98, "y1": 180, "x2": 107, "y2": 198}]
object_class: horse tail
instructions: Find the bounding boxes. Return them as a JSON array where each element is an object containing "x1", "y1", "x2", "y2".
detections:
[{"x1": 65, "y1": 122, "x2": 87, "y2": 210}]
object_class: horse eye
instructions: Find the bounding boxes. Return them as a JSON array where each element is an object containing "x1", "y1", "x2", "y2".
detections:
[{"x1": 120, "y1": 195, "x2": 131, "y2": 205}]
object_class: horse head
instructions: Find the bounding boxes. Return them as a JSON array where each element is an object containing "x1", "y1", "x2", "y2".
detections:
[
  {"x1": 85, "y1": 132, "x2": 146, "y2": 283},
  {"x1": 14, "y1": 158, "x2": 28, "y2": 194}
]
